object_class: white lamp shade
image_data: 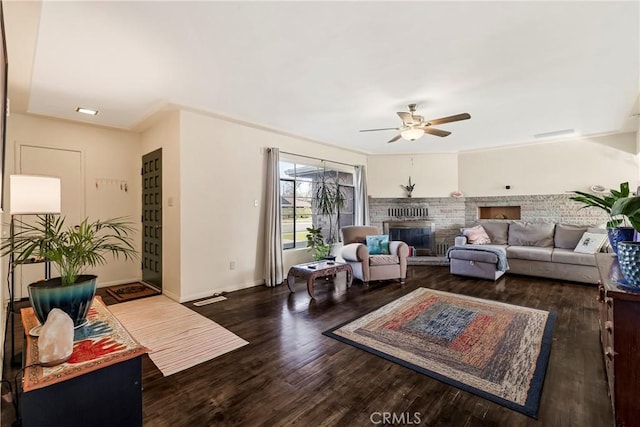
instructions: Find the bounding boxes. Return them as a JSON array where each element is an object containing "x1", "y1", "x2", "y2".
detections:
[
  {"x1": 10, "y1": 175, "x2": 62, "y2": 214},
  {"x1": 400, "y1": 127, "x2": 424, "y2": 141}
]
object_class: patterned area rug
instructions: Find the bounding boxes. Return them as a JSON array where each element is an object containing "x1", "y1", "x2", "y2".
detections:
[
  {"x1": 323, "y1": 287, "x2": 555, "y2": 418},
  {"x1": 106, "y1": 282, "x2": 160, "y2": 302}
]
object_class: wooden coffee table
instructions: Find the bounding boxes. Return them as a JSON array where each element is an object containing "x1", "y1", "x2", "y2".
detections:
[{"x1": 287, "y1": 261, "x2": 353, "y2": 299}]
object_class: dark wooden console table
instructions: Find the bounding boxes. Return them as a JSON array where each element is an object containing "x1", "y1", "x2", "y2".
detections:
[
  {"x1": 595, "y1": 253, "x2": 640, "y2": 427},
  {"x1": 20, "y1": 297, "x2": 147, "y2": 427},
  {"x1": 287, "y1": 261, "x2": 353, "y2": 299}
]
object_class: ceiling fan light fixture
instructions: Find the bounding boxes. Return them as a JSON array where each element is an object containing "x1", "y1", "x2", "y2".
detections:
[{"x1": 401, "y1": 127, "x2": 424, "y2": 141}]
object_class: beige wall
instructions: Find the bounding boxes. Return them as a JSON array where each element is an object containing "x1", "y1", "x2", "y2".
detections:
[
  {"x1": 366, "y1": 133, "x2": 638, "y2": 199},
  {"x1": 141, "y1": 111, "x2": 182, "y2": 301},
  {"x1": 4, "y1": 113, "x2": 142, "y2": 292},
  {"x1": 458, "y1": 133, "x2": 638, "y2": 196},
  {"x1": 367, "y1": 154, "x2": 459, "y2": 198},
  {"x1": 178, "y1": 110, "x2": 367, "y2": 301}
]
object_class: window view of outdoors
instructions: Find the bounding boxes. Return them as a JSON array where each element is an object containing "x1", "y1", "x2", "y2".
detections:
[{"x1": 280, "y1": 161, "x2": 354, "y2": 250}]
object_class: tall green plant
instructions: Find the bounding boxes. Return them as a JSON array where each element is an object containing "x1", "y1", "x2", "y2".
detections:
[
  {"x1": 1, "y1": 215, "x2": 137, "y2": 285},
  {"x1": 313, "y1": 165, "x2": 346, "y2": 244},
  {"x1": 570, "y1": 182, "x2": 631, "y2": 227}
]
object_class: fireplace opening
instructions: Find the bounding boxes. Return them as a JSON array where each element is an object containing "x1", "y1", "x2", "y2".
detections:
[{"x1": 383, "y1": 221, "x2": 436, "y2": 256}]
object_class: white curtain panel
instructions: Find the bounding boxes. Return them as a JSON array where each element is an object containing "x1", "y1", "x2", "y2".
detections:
[
  {"x1": 354, "y1": 165, "x2": 369, "y2": 226},
  {"x1": 263, "y1": 147, "x2": 284, "y2": 286}
]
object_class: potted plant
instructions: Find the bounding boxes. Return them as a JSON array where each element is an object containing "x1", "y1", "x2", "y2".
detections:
[
  {"x1": 305, "y1": 226, "x2": 331, "y2": 261},
  {"x1": 570, "y1": 182, "x2": 635, "y2": 254},
  {"x1": 313, "y1": 165, "x2": 346, "y2": 246},
  {"x1": 611, "y1": 196, "x2": 640, "y2": 287},
  {"x1": 1, "y1": 215, "x2": 137, "y2": 327}
]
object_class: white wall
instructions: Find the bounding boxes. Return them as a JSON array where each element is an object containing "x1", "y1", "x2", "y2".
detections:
[
  {"x1": 458, "y1": 133, "x2": 638, "y2": 196},
  {"x1": 4, "y1": 113, "x2": 142, "y2": 288},
  {"x1": 140, "y1": 111, "x2": 182, "y2": 301},
  {"x1": 366, "y1": 133, "x2": 637, "y2": 198},
  {"x1": 178, "y1": 110, "x2": 367, "y2": 301},
  {"x1": 367, "y1": 154, "x2": 459, "y2": 198}
]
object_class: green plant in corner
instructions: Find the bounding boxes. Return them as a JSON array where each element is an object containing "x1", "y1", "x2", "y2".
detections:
[
  {"x1": 0, "y1": 215, "x2": 137, "y2": 286},
  {"x1": 314, "y1": 164, "x2": 346, "y2": 244},
  {"x1": 305, "y1": 226, "x2": 331, "y2": 261},
  {"x1": 570, "y1": 182, "x2": 631, "y2": 227}
]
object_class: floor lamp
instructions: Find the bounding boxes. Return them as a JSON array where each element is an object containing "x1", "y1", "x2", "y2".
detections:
[{"x1": 8, "y1": 174, "x2": 61, "y2": 365}]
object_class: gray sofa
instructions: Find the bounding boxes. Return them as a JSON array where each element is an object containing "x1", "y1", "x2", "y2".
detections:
[{"x1": 448, "y1": 221, "x2": 608, "y2": 284}]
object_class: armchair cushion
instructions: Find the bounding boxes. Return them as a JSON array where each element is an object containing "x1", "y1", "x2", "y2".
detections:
[{"x1": 369, "y1": 255, "x2": 400, "y2": 265}]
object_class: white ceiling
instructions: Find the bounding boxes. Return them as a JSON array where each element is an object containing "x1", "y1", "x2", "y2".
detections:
[{"x1": 4, "y1": 1, "x2": 639, "y2": 155}]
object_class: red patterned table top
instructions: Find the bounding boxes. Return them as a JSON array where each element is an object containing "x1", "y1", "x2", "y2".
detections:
[{"x1": 21, "y1": 296, "x2": 148, "y2": 392}]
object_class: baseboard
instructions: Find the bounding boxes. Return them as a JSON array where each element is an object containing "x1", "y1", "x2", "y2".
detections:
[
  {"x1": 162, "y1": 288, "x2": 179, "y2": 302},
  {"x1": 178, "y1": 280, "x2": 264, "y2": 303}
]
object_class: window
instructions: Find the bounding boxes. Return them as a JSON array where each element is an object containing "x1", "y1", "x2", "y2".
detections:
[{"x1": 280, "y1": 160, "x2": 354, "y2": 250}]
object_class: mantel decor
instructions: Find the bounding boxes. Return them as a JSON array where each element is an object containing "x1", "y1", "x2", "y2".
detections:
[{"x1": 401, "y1": 177, "x2": 415, "y2": 198}]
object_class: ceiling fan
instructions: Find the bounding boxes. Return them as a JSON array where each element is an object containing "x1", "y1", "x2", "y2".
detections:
[{"x1": 360, "y1": 104, "x2": 471, "y2": 143}]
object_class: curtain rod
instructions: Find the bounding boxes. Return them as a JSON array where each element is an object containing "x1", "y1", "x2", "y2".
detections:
[{"x1": 277, "y1": 150, "x2": 357, "y2": 168}]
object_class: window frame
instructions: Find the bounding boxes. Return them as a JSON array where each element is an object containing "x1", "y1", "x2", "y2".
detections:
[{"x1": 279, "y1": 158, "x2": 355, "y2": 250}]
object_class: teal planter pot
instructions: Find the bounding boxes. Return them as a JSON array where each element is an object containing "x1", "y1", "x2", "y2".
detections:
[
  {"x1": 28, "y1": 275, "x2": 97, "y2": 327},
  {"x1": 608, "y1": 227, "x2": 636, "y2": 255},
  {"x1": 615, "y1": 242, "x2": 640, "y2": 288}
]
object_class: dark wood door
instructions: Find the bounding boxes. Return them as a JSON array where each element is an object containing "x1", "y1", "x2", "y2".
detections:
[{"x1": 142, "y1": 149, "x2": 162, "y2": 291}]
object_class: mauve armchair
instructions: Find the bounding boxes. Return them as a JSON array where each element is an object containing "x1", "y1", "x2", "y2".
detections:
[{"x1": 339, "y1": 226, "x2": 409, "y2": 285}]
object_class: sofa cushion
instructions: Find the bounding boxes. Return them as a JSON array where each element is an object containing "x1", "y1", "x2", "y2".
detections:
[
  {"x1": 551, "y1": 248, "x2": 597, "y2": 267},
  {"x1": 479, "y1": 222, "x2": 510, "y2": 245},
  {"x1": 554, "y1": 224, "x2": 588, "y2": 249},
  {"x1": 369, "y1": 254, "x2": 400, "y2": 265},
  {"x1": 462, "y1": 225, "x2": 491, "y2": 244},
  {"x1": 448, "y1": 249, "x2": 499, "y2": 264},
  {"x1": 506, "y1": 246, "x2": 553, "y2": 262},
  {"x1": 508, "y1": 222, "x2": 555, "y2": 247}
]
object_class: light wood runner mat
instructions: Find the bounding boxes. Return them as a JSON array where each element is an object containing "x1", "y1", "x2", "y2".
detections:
[{"x1": 109, "y1": 295, "x2": 248, "y2": 376}]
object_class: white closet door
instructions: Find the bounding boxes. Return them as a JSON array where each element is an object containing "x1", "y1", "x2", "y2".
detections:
[{"x1": 16, "y1": 145, "x2": 83, "y2": 299}]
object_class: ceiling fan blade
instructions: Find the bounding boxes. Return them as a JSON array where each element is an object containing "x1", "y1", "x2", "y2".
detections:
[
  {"x1": 397, "y1": 112, "x2": 412, "y2": 124},
  {"x1": 387, "y1": 135, "x2": 402, "y2": 143},
  {"x1": 360, "y1": 127, "x2": 399, "y2": 132},
  {"x1": 423, "y1": 127, "x2": 451, "y2": 137},
  {"x1": 427, "y1": 113, "x2": 471, "y2": 126}
]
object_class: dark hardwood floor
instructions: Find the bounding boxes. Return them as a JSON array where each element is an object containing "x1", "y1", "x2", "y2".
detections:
[{"x1": 2, "y1": 266, "x2": 613, "y2": 426}]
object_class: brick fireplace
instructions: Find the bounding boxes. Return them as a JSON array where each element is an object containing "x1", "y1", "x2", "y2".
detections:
[
  {"x1": 369, "y1": 194, "x2": 609, "y2": 254},
  {"x1": 383, "y1": 220, "x2": 436, "y2": 256}
]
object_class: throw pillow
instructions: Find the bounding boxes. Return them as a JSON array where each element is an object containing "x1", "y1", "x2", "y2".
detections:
[
  {"x1": 574, "y1": 232, "x2": 608, "y2": 254},
  {"x1": 462, "y1": 225, "x2": 491, "y2": 245},
  {"x1": 366, "y1": 234, "x2": 390, "y2": 255}
]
